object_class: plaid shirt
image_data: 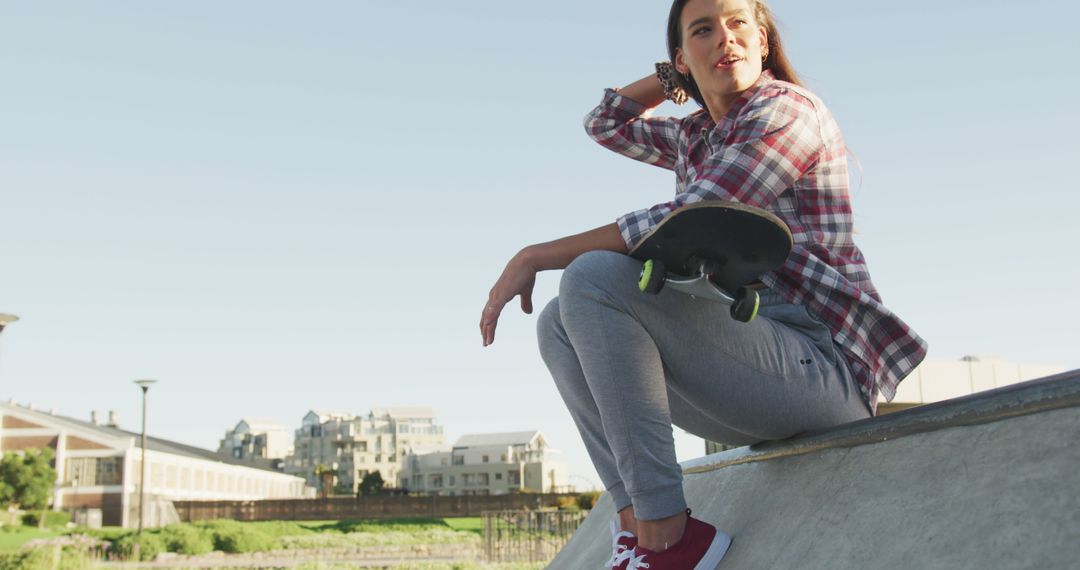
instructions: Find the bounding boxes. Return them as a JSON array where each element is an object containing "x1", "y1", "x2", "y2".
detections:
[{"x1": 584, "y1": 71, "x2": 926, "y2": 414}]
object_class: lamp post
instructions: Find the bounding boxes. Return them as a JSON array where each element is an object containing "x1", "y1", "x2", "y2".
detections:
[{"x1": 134, "y1": 379, "x2": 157, "y2": 534}]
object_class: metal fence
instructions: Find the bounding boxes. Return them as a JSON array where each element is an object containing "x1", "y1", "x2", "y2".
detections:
[{"x1": 482, "y1": 510, "x2": 588, "y2": 563}]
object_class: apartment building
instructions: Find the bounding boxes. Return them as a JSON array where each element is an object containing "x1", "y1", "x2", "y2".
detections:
[
  {"x1": 399, "y1": 431, "x2": 570, "y2": 496},
  {"x1": 0, "y1": 401, "x2": 312, "y2": 528},
  {"x1": 217, "y1": 419, "x2": 293, "y2": 466},
  {"x1": 284, "y1": 407, "x2": 444, "y2": 493}
]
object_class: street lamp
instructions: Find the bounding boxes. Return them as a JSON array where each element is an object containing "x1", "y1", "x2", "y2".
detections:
[{"x1": 134, "y1": 379, "x2": 157, "y2": 534}]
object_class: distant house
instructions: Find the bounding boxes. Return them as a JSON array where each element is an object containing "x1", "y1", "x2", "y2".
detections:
[
  {"x1": 284, "y1": 407, "x2": 445, "y2": 494},
  {"x1": 400, "y1": 430, "x2": 570, "y2": 496},
  {"x1": 217, "y1": 419, "x2": 293, "y2": 467},
  {"x1": 0, "y1": 402, "x2": 313, "y2": 528}
]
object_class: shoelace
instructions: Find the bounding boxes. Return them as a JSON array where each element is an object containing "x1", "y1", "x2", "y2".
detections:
[
  {"x1": 606, "y1": 520, "x2": 636, "y2": 568},
  {"x1": 626, "y1": 552, "x2": 651, "y2": 570}
]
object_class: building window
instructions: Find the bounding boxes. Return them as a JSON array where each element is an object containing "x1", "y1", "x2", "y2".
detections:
[
  {"x1": 453, "y1": 455, "x2": 464, "y2": 466},
  {"x1": 65, "y1": 457, "x2": 123, "y2": 486},
  {"x1": 449, "y1": 475, "x2": 455, "y2": 487},
  {"x1": 482, "y1": 455, "x2": 489, "y2": 463},
  {"x1": 500, "y1": 454, "x2": 507, "y2": 462},
  {"x1": 495, "y1": 473, "x2": 502, "y2": 481}
]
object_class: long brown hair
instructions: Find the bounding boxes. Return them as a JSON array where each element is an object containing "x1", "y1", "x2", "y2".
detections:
[{"x1": 667, "y1": 0, "x2": 802, "y2": 109}]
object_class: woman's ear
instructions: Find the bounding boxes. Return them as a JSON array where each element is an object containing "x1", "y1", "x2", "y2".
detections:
[{"x1": 674, "y1": 48, "x2": 689, "y2": 75}]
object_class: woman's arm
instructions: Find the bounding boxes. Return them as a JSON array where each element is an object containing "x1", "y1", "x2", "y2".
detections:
[
  {"x1": 617, "y1": 73, "x2": 667, "y2": 109},
  {"x1": 480, "y1": 223, "x2": 627, "y2": 347},
  {"x1": 584, "y1": 73, "x2": 683, "y2": 170}
]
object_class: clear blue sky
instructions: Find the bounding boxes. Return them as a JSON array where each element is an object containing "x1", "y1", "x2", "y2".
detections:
[{"x1": 2, "y1": 1, "x2": 1077, "y2": 489}]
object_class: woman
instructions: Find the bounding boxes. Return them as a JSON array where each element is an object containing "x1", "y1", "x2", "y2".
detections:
[{"x1": 481, "y1": 0, "x2": 927, "y2": 568}]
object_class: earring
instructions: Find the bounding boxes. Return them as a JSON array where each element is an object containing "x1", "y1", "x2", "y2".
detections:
[{"x1": 761, "y1": 47, "x2": 770, "y2": 62}]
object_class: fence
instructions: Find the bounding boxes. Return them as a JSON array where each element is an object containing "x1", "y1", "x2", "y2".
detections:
[
  {"x1": 173, "y1": 493, "x2": 578, "y2": 522},
  {"x1": 482, "y1": 510, "x2": 588, "y2": 563}
]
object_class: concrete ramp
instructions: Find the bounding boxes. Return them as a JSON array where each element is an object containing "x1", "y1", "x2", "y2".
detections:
[{"x1": 551, "y1": 370, "x2": 1080, "y2": 569}]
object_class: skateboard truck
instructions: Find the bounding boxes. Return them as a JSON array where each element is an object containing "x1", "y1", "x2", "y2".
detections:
[{"x1": 638, "y1": 256, "x2": 761, "y2": 323}]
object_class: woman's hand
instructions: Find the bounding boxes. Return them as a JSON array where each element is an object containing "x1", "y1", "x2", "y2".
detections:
[
  {"x1": 481, "y1": 249, "x2": 537, "y2": 347},
  {"x1": 479, "y1": 224, "x2": 627, "y2": 347}
]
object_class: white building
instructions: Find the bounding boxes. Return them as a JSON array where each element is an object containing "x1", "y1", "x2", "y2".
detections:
[
  {"x1": 284, "y1": 407, "x2": 445, "y2": 493},
  {"x1": 0, "y1": 401, "x2": 313, "y2": 528},
  {"x1": 878, "y1": 356, "x2": 1065, "y2": 413},
  {"x1": 399, "y1": 431, "x2": 570, "y2": 496},
  {"x1": 218, "y1": 419, "x2": 293, "y2": 465}
]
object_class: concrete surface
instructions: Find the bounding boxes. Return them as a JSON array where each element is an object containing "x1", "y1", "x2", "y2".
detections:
[{"x1": 550, "y1": 370, "x2": 1080, "y2": 569}]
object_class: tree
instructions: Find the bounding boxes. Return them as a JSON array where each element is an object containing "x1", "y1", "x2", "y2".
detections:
[
  {"x1": 0, "y1": 448, "x2": 56, "y2": 511},
  {"x1": 313, "y1": 464, "x2": 335, "y2": 499},
  {"x1": 358, "y1": 471, "x2": 385, "y2": 497}
]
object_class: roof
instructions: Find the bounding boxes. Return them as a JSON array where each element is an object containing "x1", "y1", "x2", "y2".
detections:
[
  {"x1": 371, "y1": 407, "x2": 436, "y2": 419},
  {"x1": 1, "y1": 403, "x2": 283, "y2": 474},
  {"x1": 236, "y1": 419, "x2": 289, "y2": 432},
  {"x1": 304, "y1": 410, "x2": 353, "y2": 424},
  {"x1": 453, "y1": 431, "x2": 542, "y2": 448}
]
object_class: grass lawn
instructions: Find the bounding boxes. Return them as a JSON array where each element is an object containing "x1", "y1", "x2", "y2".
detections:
[
  {"x1": 2, "y1": 517, "x2": 485, "y2": 554},
  {"x1": 443, "y1": 517, "x2": 483, "y2": 534},
  {"x1": 0, "y1": 527, "x2": 63, "y2": 551}
]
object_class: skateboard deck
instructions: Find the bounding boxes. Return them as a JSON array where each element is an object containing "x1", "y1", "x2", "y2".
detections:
[{"x1": 629, "y1": 201, "x2": 792, "y2": 321}]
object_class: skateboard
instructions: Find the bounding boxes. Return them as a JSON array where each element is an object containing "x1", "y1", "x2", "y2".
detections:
[{"x1": 629, "y1": 201, "x2": 792, "y2": 322}]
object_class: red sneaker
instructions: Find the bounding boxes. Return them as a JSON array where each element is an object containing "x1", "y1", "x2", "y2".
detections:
[
  {"x1": 608, "y1": 519, "x2": 639, "y2": 569},
  {"x1": 625, "y1": 509, "x2": 732, "y2": 570}
]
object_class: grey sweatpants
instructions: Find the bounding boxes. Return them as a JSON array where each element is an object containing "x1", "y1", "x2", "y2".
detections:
[{"x1": 537, "y1": 251, "x2": 872, "y2": 520}]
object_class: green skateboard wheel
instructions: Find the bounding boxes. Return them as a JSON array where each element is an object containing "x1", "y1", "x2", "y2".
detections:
[
  {"x1": 639, "y1": 259, "x2": 666, "y2": 294},
  {"x1": 731, "y1": 287, "x2": 760, "y2": 323}
]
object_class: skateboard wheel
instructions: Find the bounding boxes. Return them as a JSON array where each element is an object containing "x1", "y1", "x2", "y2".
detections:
[
  {"x1": 731, "y1": 287, "x2": 760, "y2": 323},
  {"x1": 638, "y1": 259, "x2": 666, "y2": 294}
]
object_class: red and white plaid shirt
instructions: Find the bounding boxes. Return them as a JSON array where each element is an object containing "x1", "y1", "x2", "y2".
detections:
[{"x1": 584, "y1": 71, "x2": 927, "y2": 414}]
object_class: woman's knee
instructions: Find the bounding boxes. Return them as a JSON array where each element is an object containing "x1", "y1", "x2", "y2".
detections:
[
  {"x1": 536, "y1": 297, "x2": 564, "y2": 353},
  {"x1": 559, "y1": 250, "x2": 632, "y2": 300}
]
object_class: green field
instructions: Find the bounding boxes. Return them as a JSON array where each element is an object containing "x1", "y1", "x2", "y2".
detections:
[
  {"x1": 0, "y1": 517, "x2": 538, "y2": 569},
  {"x1": 1, "y1": 517, "x2": 485, "y2": 553},
  {"x1": 0, "y1": 527, "x2": 63, "y2": 551}
]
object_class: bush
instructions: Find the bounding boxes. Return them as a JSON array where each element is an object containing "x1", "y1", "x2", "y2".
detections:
[
  {"x1": 575, "y1": 491, "x2": 601, "y2": 511},
  {"x1": 0, "y1": 546, "x2": 93, "y2": 570},
  {"x1": 556, "y1": 496, "x2": 579, "y2": 512},
  {"x1": 21, "y1": 511, "x2": 71, "y2": 528},
  {"x1": 159, "y1": 524, "x2": 214, "y2": 555},
  {"x1": 201, "y1": 521, "x2": 276, "y2": 553},
  {"x1": 111, "y1": 532, "x2": 165, "y2": 561}
]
